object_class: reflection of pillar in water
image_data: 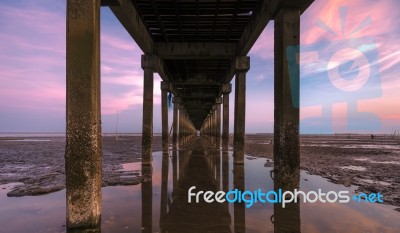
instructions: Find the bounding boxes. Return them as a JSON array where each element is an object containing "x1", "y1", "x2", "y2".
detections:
[
  {"x1": 141, "y1": 165, "x2": 152, "y2": 233},
  {"x1": 159, "y1": 149, "x2": 169, "y2": 230},
  {"x1": 222, "y1": 148, "x2": 229, "y2": 211},
  {"x1": 216, "y1": 152, "x2": 221, "y2": 189},
  {"x1": 178, "y1": 150, "x2": 183, "y2": 182},
  {"x1": 233, "y1": 164, "x2": 245, "y2": 233},
  {"x1": 273, "y1": 167, "x2": 300, "y2": 233},
  {"x1": 172, "y1": 149, "x2": 178, "y2": 198}
]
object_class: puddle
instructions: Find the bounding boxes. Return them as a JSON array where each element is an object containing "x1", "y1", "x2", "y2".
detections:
[
  {"x1": 5, "y1": 139, "x2": 51, "y2": 142},
  {"x1": 354, "y1": 158, "x2": 370, "y2": 161},
  {"x1": 342, "y1": 144, "x2": 400, "y2": 150},
  {"x1": 341, "y1": 165, "x2": 367, "y2": 171},
  {"x1": 303, "y1": 143, "x2": 400, "y2": 150},
  {"x1": 119, "y1": 161, "x2": 141, "y2": 172},
  {"x1": 1, "y1": 139, "x2": 400, "y2": 232},
  {"x1": 353, "y1": 158, "x2": 400, "y2": 165},
  {"x1": 357, "y1": 178, "x2": 391, "y2": 186}
]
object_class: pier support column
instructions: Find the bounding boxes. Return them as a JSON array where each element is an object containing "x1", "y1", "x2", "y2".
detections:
[
  {"x1": 141, "y1": 55, "x2": 155, "y2": 166},
  {"x1": 222, "y1": 84, "x2": 232, "y2": 146},
  {"x1": 216, "y1": 98, "x2": 222, "y2": 147},
  {"x1": 161, "y1": 82, "x2": 170, "y2": 154},
  {"x1": 172, "y1": 97, "x2": 179, "y2": 148},
  {"x1": 212, "y1": 106, "x2": 217, "y2": 145},
  {"x1": 178, "y1": 106, "x2": 183, "y2": 146},
  {"x1": 65, "y1": 0, "x2": 101, "y2": 229},
  {"x1": 233, "y1": 56, "x2": 250, "y2": 164},
  {"x1": 274, "y1": 8, "x2": 301, "y2": 187}
]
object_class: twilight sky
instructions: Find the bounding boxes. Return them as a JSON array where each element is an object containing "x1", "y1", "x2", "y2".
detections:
[{"x1": 0, "y1": 0, "x2": 399, "y2": 134}]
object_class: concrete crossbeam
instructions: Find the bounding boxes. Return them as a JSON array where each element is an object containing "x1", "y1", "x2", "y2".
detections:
[
  {"x1": 155, "y1": 42, "x2": 236, "y2": 59},
  {"x1": 110, "y1": 0, "x2": 153, "y2": 53}
]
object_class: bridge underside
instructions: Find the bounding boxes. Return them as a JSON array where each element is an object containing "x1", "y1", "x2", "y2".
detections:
[
  {"x1": 65, "y1": 0, "x2": 314, "y2": 229},
  {"x1": 105, "y1": 0, "x2": 312, "y2": 130}
]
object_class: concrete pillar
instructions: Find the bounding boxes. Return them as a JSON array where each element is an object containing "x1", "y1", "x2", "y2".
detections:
[
  {"x1": 184, "y1": 111, "x2": 186, "y2": 141},
  {"x1": 141, "y1": 55, "x2": 155, "y2": 166},
  {"x1": 179, "y1": 107, "x2": 183, "y2": 145},
  {"x1": 233, "y1": 56, "x2": 250, "y2": 164},
  {"x1": 65, "y1": 0, "x2": 101, "y2": 229},
  {"x1": 208, "y1": 115, "x2": 211, "y2": 137},
  {"x1": 216, "y1": 97, "x2": 222, "y2": 147},
  {"x1": 172, "y1": 98, "x2": 178, "y2": 148},
  {"x1": 274, "y1": 8, "x2": 301, "y2": 187},
  {"x1": 161, "y1": 82, "x2": 169, "y2": 153},
  {"x1": 222, "y1": 84, "x2": 232, "y2": 145}
]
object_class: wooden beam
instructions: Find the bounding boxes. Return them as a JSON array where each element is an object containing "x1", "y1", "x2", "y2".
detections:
[
  {"x1": 154, "y1": 42, "x2": 236, "y2": 59},
  {"x1": 110, "y1": 0, "x2": 153, "y2": 54}
]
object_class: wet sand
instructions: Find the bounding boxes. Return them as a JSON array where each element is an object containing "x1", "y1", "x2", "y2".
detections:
[{"x1": 0, "y1": 134, "x2": 399, "y2": 208}]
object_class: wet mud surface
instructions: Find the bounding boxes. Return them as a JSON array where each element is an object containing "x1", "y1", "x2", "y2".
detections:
[
  {"x1": 0, "y1": 136, "x2": 161, "y2": 197},
  {"x1": 243, "y1": 134, "x2": 400, "y2": 207},
  {"x1": 1, "y1": 134, "x2": 399, "y2": 208}
]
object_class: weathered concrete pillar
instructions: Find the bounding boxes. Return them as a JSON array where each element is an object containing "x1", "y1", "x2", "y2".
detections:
[
  {"x1": 211, "y1": 107, "x2": 216, "y2": 144},
  {"x1": 209, "y1": 114, "x2": 212, "y2": 137},
  {"x1": 178, "y1": 107, "x2": 183, "y2": 146},
  {"x1": 161, "y1": 82, "x2": 169, "y2": 154},
  {"x1": 233, "y1": 56, "x2": 250, "y2": 164},
  {"x1": 274, "y1": 8, "x2": 301, "y2": 187},
  {"x1": 65, "y1": 0, "x2": 101, "y2": 229},
  {"x1": 141, "y1": 55, "x2": 155, "y2": 166},
  {"x1": 172, "y1": 97, "x2": 178, "y2": 148},
  {"x1": 207, "y1": 115, "x2": 210, "y2": 136},
  {"x1": 184, "y1": 111, "x2": 186, "y2": 141},
  {"x1": 222, "y1": 84, "x2": 232, "y2": 145},
  {"x1": 216, "y1": 97, "x2": 222, "y2": 147}
]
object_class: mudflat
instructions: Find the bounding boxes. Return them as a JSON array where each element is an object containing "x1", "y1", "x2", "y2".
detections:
[
  {"x1": 243, "y1": 134, "x2": 400, "y2": 207},
  {"x1": 0, "y1": 134, "x2": 399, "y2": 208}
]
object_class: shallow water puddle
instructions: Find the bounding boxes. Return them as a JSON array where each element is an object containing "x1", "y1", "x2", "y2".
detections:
[
  {"x1": 119, "y1": 161, "x2": 141, "y2": 172},
  {"x1": 5, "y1": 139, "x2": 51, "y2": 142},
  {"x1": 1, "y1": 149, "x2": 400, "y2": 232},
  {"x1": 340, "y1": 165, "x2": 367, "y2": 171}
]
